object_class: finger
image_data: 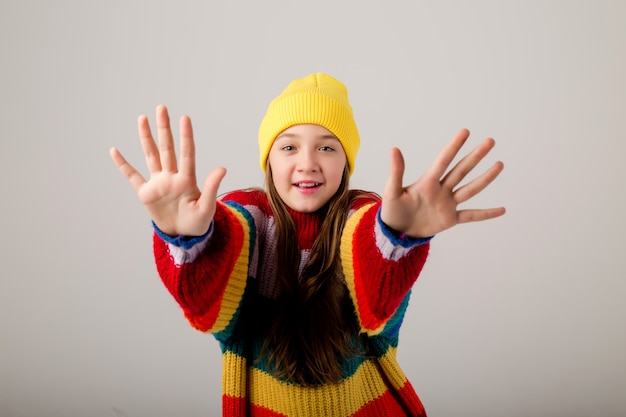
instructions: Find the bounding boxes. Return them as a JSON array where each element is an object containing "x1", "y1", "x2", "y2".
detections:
[
  {"x1": 109, "y1": 147, "x2": 147, "y2": 191},
  {"x1": 453, "y1": 161, "x2": 504, "y2": 203},
  {"x1": 424, "y1": 128, "x2": 470, "y2": 180},
  {"x1": 197, "y1": 167, "x2": 227, "y2": 213},
  {"x1": 442, "y1": 137, "x2": 496, "y2": 189},
  {"x1": 179, "y1": 115, "x2": 196, "y2": 177},
  {"x1": 384, "y1": 147, "x2": 405, "y2": 199},
  {"x1": 457, "y1": 206, "x2": 506, "y2": 224},
  {"x1": 156, "y1": 105, "x2": 178, "y2": 172},
  {"x1": 137, "y1": 114, "x2": 162, "y2": 173}
]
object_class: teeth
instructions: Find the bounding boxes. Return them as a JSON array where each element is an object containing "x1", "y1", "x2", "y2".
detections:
[{"x1": 297, "y1": 183, "x2": 319, "y2": 188}]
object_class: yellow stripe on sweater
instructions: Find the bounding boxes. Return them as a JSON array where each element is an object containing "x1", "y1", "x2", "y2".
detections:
[
  {"x1": 204, "y1": 206, "x2": 251, "y2": 334},
  {"x1": 222, "y1": 346, "x2": 407, "y2": 417}
]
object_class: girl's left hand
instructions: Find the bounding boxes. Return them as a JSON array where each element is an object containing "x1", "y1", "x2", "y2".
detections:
[{"x1": 381, "y1": 128, "x2": 505, "y2": 238}]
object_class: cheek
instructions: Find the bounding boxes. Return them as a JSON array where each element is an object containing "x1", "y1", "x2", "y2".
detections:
[
  {"x1": 269, "y1": 163, "x2": 289, "y2": 187},
  {"x1": 327, "y1": 165, "x2": 346, "y2": 189}
]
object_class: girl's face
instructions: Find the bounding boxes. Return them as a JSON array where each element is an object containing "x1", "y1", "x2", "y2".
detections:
[{"x1": 268, "y1": 124, "x2": 347, "y2": 213}]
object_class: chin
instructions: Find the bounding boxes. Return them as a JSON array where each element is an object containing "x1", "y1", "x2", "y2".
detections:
[
  {"x1": 290, "y1": 205, "x2": 319, "y2": 214},
  {"x1": 286, "y1": 200, "x2": 325, "y2": 213}
]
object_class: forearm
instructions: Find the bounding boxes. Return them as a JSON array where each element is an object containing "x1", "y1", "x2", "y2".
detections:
[
  {"x1": 153, "y1": 201, "x2": 252, "y2": 333},
  {"x1": 342, "y1": 203, "x2": 430, "y2": 335}
]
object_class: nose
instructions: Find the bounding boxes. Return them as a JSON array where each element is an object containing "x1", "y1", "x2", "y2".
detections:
[{"x1": 296, "y1": 148, "x2": 319, "y2": 172}]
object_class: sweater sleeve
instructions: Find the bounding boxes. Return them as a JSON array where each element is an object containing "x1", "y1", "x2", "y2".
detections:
[
  {"x1": 153, "y1": 200, "x2": 254, "y2": 338},
  {"x1": 341, "y1": 201, "x2": 430, "y2": 337}
]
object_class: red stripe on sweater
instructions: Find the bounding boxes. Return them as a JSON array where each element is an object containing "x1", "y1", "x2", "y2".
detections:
[
  {"x1": 352, "y1": 382, "x2": 426, "y2": 417},
  {"x1": 223, "y1": 395, "x2": 289, "y2": 417},
  {"x1": 222, "y1": 395, "x2": 246, "y2": 417},
  {"x1": 350, "y1": 204, "x2": 429, "y2": 332},
  {"x1": 154, "y1": 202, "x2": 245, "y2": 331},
  {"x1": 222, "y1": 189, "x2": 272, "y2": 213}
]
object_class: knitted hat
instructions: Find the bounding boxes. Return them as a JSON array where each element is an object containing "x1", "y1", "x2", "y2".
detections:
[{"x1": 258, "y1": 73, "x2": 360, "y2": 175}]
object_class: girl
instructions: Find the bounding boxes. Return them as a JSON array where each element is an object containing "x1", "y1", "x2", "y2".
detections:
[{"x1": 110, "y1": 73, "x2": 505, "y2": 417}]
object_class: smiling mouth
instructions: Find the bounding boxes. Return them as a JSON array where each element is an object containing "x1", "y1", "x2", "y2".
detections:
[{"x1": 294, "y1": 182, "x2": 322, "y2": 188}]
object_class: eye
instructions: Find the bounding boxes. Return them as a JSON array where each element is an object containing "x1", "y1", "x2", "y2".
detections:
[
  {"x1": 281, "y1": 145, "x2": 296, "y2": 151},
  {"x1": 319, "y1": 146, "x2": 335, "y2": 152}
]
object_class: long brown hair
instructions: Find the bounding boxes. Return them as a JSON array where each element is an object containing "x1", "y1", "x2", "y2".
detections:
[{"x1": 259, "y1": 163, "x2": 364, "y2": 386}]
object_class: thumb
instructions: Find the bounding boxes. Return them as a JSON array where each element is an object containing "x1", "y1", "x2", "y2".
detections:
[
  {"x1": 198, "y1": 166, "x2": 227, "y2": 213},
  {"x1": 384, "y1": 147, "x2": 405, "y2": 199}
]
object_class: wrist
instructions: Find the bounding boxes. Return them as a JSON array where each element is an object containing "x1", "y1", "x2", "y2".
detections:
[
  {"x1": 152, "y1": 221, "x2": 213, "y2": 249},
  {"x1": 377, "y1": 210, "x2": 433, "y2": 246}
]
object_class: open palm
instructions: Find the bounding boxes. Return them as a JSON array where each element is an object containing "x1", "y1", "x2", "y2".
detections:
[
  {"x1": 109, "y1": 105, "x2": 226, "y2": 236},
  {"x1": 381, "y1": 129, "x2": 505, "y2": 238}
]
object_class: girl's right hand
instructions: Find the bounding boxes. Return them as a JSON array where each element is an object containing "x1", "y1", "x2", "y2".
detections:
[{"x1": 110, "y1": 105, "x2": 227, "y2": 237}]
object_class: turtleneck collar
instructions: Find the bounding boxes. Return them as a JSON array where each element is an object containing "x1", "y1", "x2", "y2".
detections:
[{"x1": 286, "y1": 206, "x2": 325, "y2": 251}]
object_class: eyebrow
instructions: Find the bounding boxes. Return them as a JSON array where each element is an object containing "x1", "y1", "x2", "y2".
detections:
[{"x1": 275, "y1": 133, "x2": 339, "y2": 141}]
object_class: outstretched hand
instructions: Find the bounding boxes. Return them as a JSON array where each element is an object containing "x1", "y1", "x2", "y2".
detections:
[
  {"x1": 109, "y1": 105, "x2": 227, "y2": 236},
  {"x1": 381, "y1": 128, "x2": 505, "y2": 238}
]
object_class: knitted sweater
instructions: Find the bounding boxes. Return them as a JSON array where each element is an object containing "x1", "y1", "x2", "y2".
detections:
[{"x1": 153, "y1": 189, "x2": 430, "y2": 417}]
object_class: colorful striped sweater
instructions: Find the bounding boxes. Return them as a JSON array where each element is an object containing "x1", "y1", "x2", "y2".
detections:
[{"x1": 153, "y1": 189, "x2": 430, "y2": 417}]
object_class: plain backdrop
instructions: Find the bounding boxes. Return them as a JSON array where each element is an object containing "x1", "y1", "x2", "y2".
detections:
[{"x1": 1, "y1": 1, "x2": 625, "y2": 416}]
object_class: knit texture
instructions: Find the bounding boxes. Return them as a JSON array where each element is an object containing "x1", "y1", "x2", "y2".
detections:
[
  {"x1": 258, "y1": 73, "x2": 360, "y2": 175},
  {"x1": 153, "y1": 189, "x2": 429, "y2": 417}
]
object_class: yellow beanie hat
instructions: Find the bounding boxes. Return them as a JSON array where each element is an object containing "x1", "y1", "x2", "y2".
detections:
[{"x1": 258, "y1": 73, "x2": 360, "y2": 175}]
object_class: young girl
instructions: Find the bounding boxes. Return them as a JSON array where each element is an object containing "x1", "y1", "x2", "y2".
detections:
[{"x1": 110, "y1": 73, "x2": 505, "y2": 417}]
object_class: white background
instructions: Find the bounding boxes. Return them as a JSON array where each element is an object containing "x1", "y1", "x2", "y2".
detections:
[{"x1": 1, "y1": 1, "x2": 625, "y2": 416}]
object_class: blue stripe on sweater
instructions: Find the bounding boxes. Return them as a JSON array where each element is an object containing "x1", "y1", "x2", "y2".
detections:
[{"x1": 376, "y1": 210, "x2": 433, "y2": 247}]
